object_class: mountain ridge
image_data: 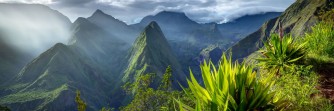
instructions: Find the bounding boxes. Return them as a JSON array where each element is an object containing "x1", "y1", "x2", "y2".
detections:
[
  {"x1": 123, "y1": 21, "x2": 185, "y2": 86},
  {"x1": 0, "y1": 3, "x2": 299, "y2": 111},
  {"x1": 228, "y1": 0, "x2": 328, "y2": 60},
  {"x1": 87, "y1": 9, "x2": 139, "y2": 43},
  {"x1": 0, "y1": 3, "x2": 71, "y2": 85}
]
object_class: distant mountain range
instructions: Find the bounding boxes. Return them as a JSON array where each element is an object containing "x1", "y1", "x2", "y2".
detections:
[{"x1": 0, "y1": 3, "x2": 284, "y2": 110}]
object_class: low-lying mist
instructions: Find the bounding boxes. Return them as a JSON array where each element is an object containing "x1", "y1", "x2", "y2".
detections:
[{"x1": 0, "y1": 4, "x2": 72, "y2": 57}]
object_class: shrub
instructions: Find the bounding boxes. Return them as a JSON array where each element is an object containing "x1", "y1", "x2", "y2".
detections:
[
  {"x1": 272, "y1": 65, "x2": 333, "y2": 110},
  {"x1": 304, "y1": 22, "x2": 334, "y2": 59},
  {"x1": 177, "y1": 54, "x2": 286, "y2": 111},
  {"x1": 257, "y1": 34, "x2": 306, "y2": 75},
  {"x1": 121, "y1": 67, "x2": 193, "y2": 111}
]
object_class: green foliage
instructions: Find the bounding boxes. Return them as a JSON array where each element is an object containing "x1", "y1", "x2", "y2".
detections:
[
  {"x1": 258, "y1": 34, "x2": 306, "y2": 75},
  {"x1": 304, "y1": 22, "x2": 334, "y2": 59},
  {"x1": 255, "y1": 21, "x2": 334, "y2": 110},
  {"x1": 317, "y1": 1, "x2": 334, "y2": 22},
  {"x1": 159, "y1": 65, "x2": 172, "y2": 91},
  {"x1": 122, "y1": 73, "x2": 156, "y2": 95},
  {"x1": 75, "y1": 90, "x2": 87, "y2": 111},
  {"x1": 0, "y1": 105, "x2": 11, "y2": 111},
  {"x1": 285, "y1": 64, "x2": 313, "y2": 76},
  {"x1": 99, "y1": 107, "x2": 114, "y2": 111},
  {"x1": 121, "y1": 66, "x2": 192, "y2": 111},
  {"x1": 0, "y1": 84, "x2": 68, "y2": 110},
  {"x1": 270, "y1": 65, "x2": 333, "y2": 110},
  {"x1": 178, "y1": 54, "x2": 285, "y2": 111}
]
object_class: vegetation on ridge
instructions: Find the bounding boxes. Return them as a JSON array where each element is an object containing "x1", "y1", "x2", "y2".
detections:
[
  {"x1": 254, "y1": 22, "x2": 334, "y2": 110},
  {"x1": 120, "y1": 66, "x2": 192, "y2": 111}
]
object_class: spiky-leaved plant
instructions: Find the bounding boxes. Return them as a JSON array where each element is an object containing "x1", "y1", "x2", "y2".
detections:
[
  {"x1": 257, "y1": 34, "x2": 306, "y2": 75},
  {"x1": 176, "y1": 54, "x2": 286, "y2": 111}
]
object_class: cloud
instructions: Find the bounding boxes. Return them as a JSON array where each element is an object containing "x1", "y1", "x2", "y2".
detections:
[
  {"x1": 0, "y1": 0, "x2": 295, "y2": 24},
  {"x1": 0, "y1": 0, "x2": 53, "y2": 4},
  {"x1": 91, "y1": 0, "x2": 295, "y2": 24},
  {"x1": 0, "y1": 4, "x2": 71, "y2": 56}
]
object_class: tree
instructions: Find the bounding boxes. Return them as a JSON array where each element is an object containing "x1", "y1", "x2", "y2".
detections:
[
  {"x1": 120, "y1": 66, "x2": 192, "y2": 111},
  {"x1": 75, "y1": 90, "x2": 87, "y2": 111},
  {"x1": 159, "y1": 65, "x2": 172, "y2": 91}
]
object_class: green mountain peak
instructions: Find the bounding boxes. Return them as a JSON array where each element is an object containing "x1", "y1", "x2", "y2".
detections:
[{"x1": 122, "y1": 21, "x2": 185, "y2": 86}]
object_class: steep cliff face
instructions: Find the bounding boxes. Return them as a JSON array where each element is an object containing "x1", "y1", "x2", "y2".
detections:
[
  {"x1": 123, "y1": 22, "x2": 185, "y2": 86},
  {"x1": 229, "y1": 0, "x2": 329, "y2": 60}
]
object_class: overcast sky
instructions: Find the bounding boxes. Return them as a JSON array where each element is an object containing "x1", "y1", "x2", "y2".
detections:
[{"x1": 0, "y1": 0, "x2": 295, "y2": 24}]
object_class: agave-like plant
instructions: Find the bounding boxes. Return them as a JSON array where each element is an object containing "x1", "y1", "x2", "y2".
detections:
[
  {"x1": 176, "y1": 54, "x2": 286, "y2": 111},
  {"x1": 257, "y1": 34, "x2": 306, "y2": 75}
]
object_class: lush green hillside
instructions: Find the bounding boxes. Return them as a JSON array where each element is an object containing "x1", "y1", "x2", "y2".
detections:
[{"x1": 123, "y1": 22, "x2": 186, "y2": 87}]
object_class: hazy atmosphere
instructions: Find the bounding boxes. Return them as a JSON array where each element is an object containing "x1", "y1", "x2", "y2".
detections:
[
  {"x1": 1, "y1": 0, "x2": 295, "y2": 24},
  {"x1": 0, "y1": 0, "x2": 295, "y2": 56},
  {"x1": 1, "y1": 0, "x2": 333, "y2": 111}
]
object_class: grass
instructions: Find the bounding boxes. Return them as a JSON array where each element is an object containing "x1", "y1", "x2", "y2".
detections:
[
  {"x1": 303, "y1": 22, "x2": 334, "y2": 59},
  {"x1": 257, "y1": 21, "x2": 334, "y2": 110},
  {"x1": 259, "y1": 65, "x2": 333, "y2": 110}
]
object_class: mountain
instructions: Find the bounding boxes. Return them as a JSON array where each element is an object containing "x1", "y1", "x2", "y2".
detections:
[
  {"x1": 70, "y1": 17, "x2": 129, "y2": 74},
  {"x1": 132, "y1": 11, "x2": 229, "y2": 76},
  {"x1": 0, "y1": 3, "x2": 71, "y2": 85},
  {"x1": 218, "y1": 12, "x2": 281, "y2": 41},
  {"x1": 131, "y1": 11, "x2": 281, "y2": 75},
  {"x1": 0, "y1": 43, "x2": 112, "y2": 111},
  {"x1": 194, "y1": 12, "x2": 281, "y2": 65},
  {"x1": 133, "y1": 11, "x2": 225, "y2": 43},
  {"x1": 134, "y1": 11, "x2": 199, "y2": 35},
  {"x1": 87, "y1": 9, "x2": 139, "y2": 43},
  {"x1": 123, "y1": 21, "x2": 186, "y2": 86},
  {"x1": 198, "y1": 45, "x2": 224, "y2": 65},
  {"x1": 0, "y1": 16, "x2": 131, "y2": 111},
  {"x1": 0, "y1": 3, "x2": 71, "y2": 56},
  {"x1": 0, "y1": 37, "x2": 32, "y2": 85},
  {"x1": 228, "y1": 0, "x2": 329, "y2": 60},
  {"x1": 0, "y1": 3, "x2": 298, "y2": 111}
]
